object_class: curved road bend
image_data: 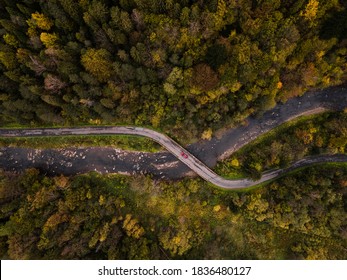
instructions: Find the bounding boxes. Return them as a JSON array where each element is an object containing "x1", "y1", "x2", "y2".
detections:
[{"x1": 1, "y1": 127, "x2": 347, "y2": 189}]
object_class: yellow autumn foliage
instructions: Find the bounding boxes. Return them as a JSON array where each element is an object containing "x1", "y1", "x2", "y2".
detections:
[
  {"x1": 31, "y1": 12, "x2": 53, "y2": 30},
  {"x1": 40, "y1": 32, "x2": 59, "y2": 48},
  {"x1": 300, "y1": 0, "x2": 319, "y2": 22}
]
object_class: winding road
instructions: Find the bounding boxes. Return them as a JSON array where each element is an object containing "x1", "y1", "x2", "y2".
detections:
[{"x1": 1, "y1": 86, "x2": 347, "y2": 189}]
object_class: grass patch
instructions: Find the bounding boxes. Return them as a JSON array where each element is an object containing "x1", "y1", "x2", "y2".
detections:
[
  {"x1": 0, "y1": 123, "x2": 183, "y2": 152},
  {"x1": 0, "y1": 134, "x2": 162, "y2": 152}
]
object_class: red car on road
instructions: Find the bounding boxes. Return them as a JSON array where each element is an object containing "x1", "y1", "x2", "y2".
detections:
[{"x1": 181, "y1": 151, "x2": 188, "y2": 159}]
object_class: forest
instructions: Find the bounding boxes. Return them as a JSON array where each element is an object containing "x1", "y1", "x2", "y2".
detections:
[
  {"x1": 1, "y1": 0, "x2": 347, "y2": 260},
  {"x1": 0, "y1": 0, "x2": 347, "y2": 141},
  {"x1": 0, "y1": 165, "x2": 346, "y2": 259}
]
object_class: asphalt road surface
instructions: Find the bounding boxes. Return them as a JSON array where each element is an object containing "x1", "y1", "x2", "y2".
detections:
[{"x1": 0, "y1": 85, "x2": 347, "y2": 189}]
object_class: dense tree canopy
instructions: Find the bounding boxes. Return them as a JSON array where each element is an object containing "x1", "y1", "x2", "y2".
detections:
[
  {"x1": 0, "y1": 0, "x2": 347, "y2": 140},
  {"x1": 1, "y1": 0, "x2": 347, "y2": 261},
  {"x1": 0, "y1": 165, "x2": 346, "y2": 260}
]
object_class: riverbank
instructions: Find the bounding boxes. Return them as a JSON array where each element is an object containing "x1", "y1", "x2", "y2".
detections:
[{"x1": 0, "y1": 86, "x2": 346, "y2": 187}]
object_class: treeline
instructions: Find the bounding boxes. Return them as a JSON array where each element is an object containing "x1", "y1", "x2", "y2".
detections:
[
  {"x1": 217, "y1": 112, "x2": 347, "y2": 179},
  {"x1": 0, "y1": 166, "x2": 346, "y2": 259},
  {"x1": 1, "y1": 1, "x2": 347, "y2": 140}
]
